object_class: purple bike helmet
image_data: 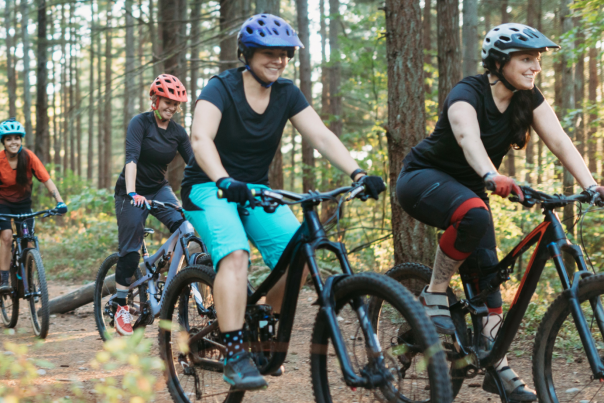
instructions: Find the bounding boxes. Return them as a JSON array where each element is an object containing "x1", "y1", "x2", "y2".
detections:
[{"x1": 238, "y1": 14, "x2": 304, "y2": 87}]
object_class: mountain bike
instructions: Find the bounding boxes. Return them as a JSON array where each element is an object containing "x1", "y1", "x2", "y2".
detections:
[
  {"x1": 158, "y1": 184, "x2": 453, "y2": 403},
  {"x1": 384, "y1": 185, "x2": 604, "y2": 403},
  {"x1": 0, "y1": 207, "x2": 62, "y2": 339},
  {"x1": 93, "y1": 200, "x2": 211, "y2": 340}
]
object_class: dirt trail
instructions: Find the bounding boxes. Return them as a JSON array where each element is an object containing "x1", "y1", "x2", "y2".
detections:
[{"x1": 0, "y1": 280, "x2": 538, "y2": 402}]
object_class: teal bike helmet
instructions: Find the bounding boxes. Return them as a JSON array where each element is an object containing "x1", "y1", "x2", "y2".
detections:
[{"x1": 0, "y1": 118, "x2": 26, "y2": 140}]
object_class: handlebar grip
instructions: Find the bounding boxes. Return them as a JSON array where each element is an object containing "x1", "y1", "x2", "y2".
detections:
[
  {"x1": 485, "y1": 180, "x2": 496, "y2": 191},
  {"x1": 217, "y1": 189, "x2": 257, "y2": 199}
]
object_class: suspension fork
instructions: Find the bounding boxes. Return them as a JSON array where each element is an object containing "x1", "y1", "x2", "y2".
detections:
[{"x1": 549, "y1": 241, "x2": 604, "y2": 379}]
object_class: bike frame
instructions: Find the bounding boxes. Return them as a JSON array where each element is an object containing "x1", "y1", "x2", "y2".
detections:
[
  {"x1": 187, "y1": 195, "x2": 388, "y2": 388},
  {"x1": 127, "y1": 220, "x2": 206, "y2": 318},
  {"x1": 10, "y1": 220, "x2": 39, "y2": 300},
  {"x1": 451, "y1": 205, "x2": 604, "y2": 381}
]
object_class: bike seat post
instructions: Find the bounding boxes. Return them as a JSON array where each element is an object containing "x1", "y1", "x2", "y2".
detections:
[{"x1": 141, "y1": 240, "x2": 149, "y2": 258}]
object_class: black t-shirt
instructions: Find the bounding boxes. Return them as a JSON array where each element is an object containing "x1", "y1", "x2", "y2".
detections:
[
  {"x1": 181, "y1": 67, "x2": 309, "y2": 188},
  {"x1": 115, "y1": 112, "x2": 194, "y2": 195},
  {"x1": 403, "y1": 73, "x2": 545, "y2": 193}
]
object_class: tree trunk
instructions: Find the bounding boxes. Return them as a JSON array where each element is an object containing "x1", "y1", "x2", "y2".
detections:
[
  {"x1": 296, "y1": 0, "x2": 315, "y2": 192},
  {"x1": 256, "y1": 0, "x2": 279, "y2": 13},
  {"x1": 561, "y1": 0, "x2": 575, "y2": 276},
  {"x1": 574, "y1": 18, "x2": 585, "y2": 159},
  {"x1": 87, "y1": 0, "x2": 95, "y2": 181},
  {"x1": 525, "y1": 0, "x2": 537, "y2": 185},
  {"x1": 125, "y1": 0, "x2": 136, "y2": 153},
  {"x1": 423, "y1": 0, "x2": 432, "y2": 93},
  {"x1": 588, "y1": 46, "x2": 598, "y2": 176},
  {"x1": 76, "y1": 47, "x2": 82, "y2": 177},
  {"x1": 69, "y1": 4, "x2": 76, "y2": 174},
  {"x1": 385, "y1": 0, "x2": 435, "y2": 265},
  {"x1": 48, "y1": 275, "x2": 115, "y2": 314},
  {"x1": 138, "y1": 0, "x2": 145, "y2": 112},
  {"x1": 462, "y1": 0, "x2": 478, "y2": 78},
  {"x1": 5, "y1": 0, "x2": 17, "y2": 118},
  {"x1": 219, "y1": 0, "x2": 239, "y2": 72},
  {"x1": 160, "y1": 0, "x2": 188, "y2": 192},
  {"x1": 35, "y1": 0, "x2": 49, "y2": 163},
  {"x1": 190, "y1": 0, "x2": 202, "y2": 129},
  {"x1": 58, "y1": 4, "x2": 66, "y2": 173},
  {"x1": 501, "y1": 0, "x2": 515, "y2": 176},
  {"x1": 97, "y1": 8, "x2": 104, "y2": 188},
  {"x1": 149, "y1": 0, "x2": 161, "y2": 78},
  {"x1": 437, "y1": 0, "x2": 461, "y2": 113},
  {"x1": 103, "y1": 8, "x2": 113, "y2": 189},
  {"x1": 501, "y1": 0, "x2": 509, "y2": 24},
  {"x1": 21, "y1": 0, "x2": 33, "y2": 148},
  {"x1": 329, "y1": 0, "x2": 342, "y2": 139}
]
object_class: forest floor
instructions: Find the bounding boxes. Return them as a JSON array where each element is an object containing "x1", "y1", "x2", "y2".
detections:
[{"x1": 0, "y1": 280, "x2": 563, "y2": 403}]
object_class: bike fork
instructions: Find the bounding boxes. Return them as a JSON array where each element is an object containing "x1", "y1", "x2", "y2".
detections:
[{"x1": 550, "y1": 243, "x2": 604, "y2": 380}]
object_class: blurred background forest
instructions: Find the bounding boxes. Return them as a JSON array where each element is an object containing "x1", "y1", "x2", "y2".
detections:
[{"x1": 1, "y1": 0, "x2": 604, "y2": 300}]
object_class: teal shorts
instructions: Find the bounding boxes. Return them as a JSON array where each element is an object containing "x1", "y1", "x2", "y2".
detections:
[{"x1": 184, "y1": 182, "x2": 301, "y2": 271}]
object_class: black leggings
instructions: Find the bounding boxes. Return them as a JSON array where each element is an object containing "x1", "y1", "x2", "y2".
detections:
[{"x1": 396, "y1": 168, "x2": 502, "y2": 310}]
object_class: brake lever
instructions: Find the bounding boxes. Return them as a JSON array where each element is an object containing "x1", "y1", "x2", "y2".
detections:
[{"x1": 346, "y1": 184, "x2": 366, "y2": 201}]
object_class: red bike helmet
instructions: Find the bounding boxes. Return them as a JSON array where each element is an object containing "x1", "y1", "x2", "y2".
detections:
[{"x1": 149, "y1": 74, "x2": 188, "y2": 107}]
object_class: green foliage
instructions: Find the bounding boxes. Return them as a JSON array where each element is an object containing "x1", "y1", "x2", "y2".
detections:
[{"x1": 0, "y1": 329, "x2": 163, "y2": 402}]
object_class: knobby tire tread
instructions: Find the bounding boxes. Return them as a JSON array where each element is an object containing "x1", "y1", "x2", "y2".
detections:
[
  {"x1": 385, "y1": 262, "x2": 467, "y2": 398},
  {"x1": 1, "y1": 266, "x2": 19, "y2": 328},
  {"x1": 310, "y1": 272, "x2": 453, "y2": 403},
  {"x1": 532, "y1": 273, "x2": 604, "y2": 403},
  {"x1": 26, "y1": 249, "x2": 49, "y2": 339},
  {"x1": 158, "y1": 265, "x2": 244, "y2": 403}
]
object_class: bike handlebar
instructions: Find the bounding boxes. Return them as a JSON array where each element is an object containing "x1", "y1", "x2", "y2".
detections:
[
  {"x1": 0, "y1": 209, "x2": 59, "y2": 222},
  {"x1": 505, "y1": 185, "x2": 597, "y2": 208}
]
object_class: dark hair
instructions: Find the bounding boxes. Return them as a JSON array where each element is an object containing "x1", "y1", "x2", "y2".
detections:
[
  {"x1": 0, "y1": 137, "x2": 30, "y2": 187},
  {"x1": 483, "y1": 57, "x2": 533, "y2": 150}
]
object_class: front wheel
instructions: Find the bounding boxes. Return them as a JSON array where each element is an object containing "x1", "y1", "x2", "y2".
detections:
[
  {"x1": 310, "y1": 272, "x2": 453, "y2": 403},
  {"x1": 93, "y1": 253, "x2": 147, "y2": 341},
  {"x1": 25, "y1": 249, "x2": 50, "y2": 338},
  {"x1": 533, "y1": 273, "x2": 604, "y2": 403}
]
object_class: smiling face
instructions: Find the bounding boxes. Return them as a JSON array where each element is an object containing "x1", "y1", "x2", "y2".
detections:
[
  {"x1": 248, "y1": 48, "x2": 289, "y2": 83},
  {"x1": 501, "y1": 50, "x2": 542, "y2": 90},
  {"x1": 155, "y1": 97, "x2": 180, "y2": 121},
  {"x1": 2, "y1": 135, "x2": 22, "y2": 155}
]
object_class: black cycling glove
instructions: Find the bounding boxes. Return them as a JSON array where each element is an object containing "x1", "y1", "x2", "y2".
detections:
[
  {"x1": 357, "y1": 175, "x2": 386, "y2": 200},
  {"x1": 216, "y1": 177, "x2": 256, "y2": 207}
]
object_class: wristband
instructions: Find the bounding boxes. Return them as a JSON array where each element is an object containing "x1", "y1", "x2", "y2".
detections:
[
  {"x1": 350, "y1": 168, "x2": 367, "y2": 181},
  {"x1": 128, "y1": 192, "x2": 137, "y2": 198},
  {"x1": 482, "y1": 171, "x2": 497, "y2": 180},
  {"x1": 585, "y1": 184, "x2": 598, "y2": 192}
]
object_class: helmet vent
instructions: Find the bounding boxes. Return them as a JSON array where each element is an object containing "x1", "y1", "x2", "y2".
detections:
[
  {"x1": 258, "y1": 19, "x2": 265, "y2": 26},
  {"x1": 169, "y1": 88, "x2": 175, "y2": 94},
  {"x1": 261, "y1": 14, "x2": 267, "y2": 17},
  {"x1": 499, "y1": 36, "x2": 511, "y2": 42},
  {"x1": 510, "y1": 28, "x2": 519, "y2": 32},
  {"x1": 486, "y1": 38, "x2": 491, "y2": 43},
  {"x1": 494, "y1": 28, "x2": 500, "y2": 31},
  {"x1": 518, "y1": 35, "x2": 528, "y2": 41},
  {"x1": 246, "y1": 27, "x2": 253, "y2": 34},
  {"x1": 274, "y1": 20, "x2": 281, "y2": 26},
  {"x1": 157, "y1": 87, "x2": 165, "y2": 93},
  {"x1": 259, "y1": 30, "x2": 266, "y2": 37},
  {"x1": 286, "y1": 29, "x2": 290, "y2": 36},
  {"x1": 165, "y1": 78, "x2": 172, "y2": 83},
  {"x1": 273, "y1": 29, "x2": 279, "y2": 35}
]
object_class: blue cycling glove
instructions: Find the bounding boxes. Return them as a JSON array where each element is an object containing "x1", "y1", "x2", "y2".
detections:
[
  {"x1": 128, "y1": 192, "x2": 151, "y2": 210},
  {"x1": 55, "y1": 202, "x2": 68, "y2": 215},
  {"x1": 216, "y1": 177, "x2": 256, "y2": 207}
]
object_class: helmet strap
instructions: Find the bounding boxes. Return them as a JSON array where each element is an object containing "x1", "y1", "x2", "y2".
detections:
[
  {"x1": 490, "y1": 64, "x2": 518, "y2": 93},
  {"x1": 245, "y1": 64, "x2": 275, "y2": 88},
  {"x1": 151, "y1": 100, "x2": 168, "y2": 122}
]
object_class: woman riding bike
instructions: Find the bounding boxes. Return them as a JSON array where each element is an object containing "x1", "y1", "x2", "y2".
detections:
[
  {"x1": 181, "y1": 14, "x2": 385, "y2": 391},
  {"x1": 0, "y1": 118, "x2": 67, "y2": 293},
  {"x1": 113, "y1": 74, "x2": 193, "y2": 336},
  {"x1": 396, "y1": 23, "x2": 604, "y2": 401}
]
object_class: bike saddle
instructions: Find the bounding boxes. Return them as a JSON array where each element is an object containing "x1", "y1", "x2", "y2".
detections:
[{"x1": 143, "y1": 228, "x2": 154, "y2": 237}]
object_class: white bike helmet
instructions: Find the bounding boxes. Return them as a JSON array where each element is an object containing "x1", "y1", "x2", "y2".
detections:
[{"x1": 482, "y1": 23, "x2": 560, "y2": 91}]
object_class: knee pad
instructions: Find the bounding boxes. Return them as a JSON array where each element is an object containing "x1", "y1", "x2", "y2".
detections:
[
  {"x1": 440, "y1": 198, "x2": 489, "y2": 260},
  {"x1": 169, "y1": 218, "x2": 186, "y2": 233},
  {"x1": 116, "y1": 252, "x2": 140, "y2": 287}
]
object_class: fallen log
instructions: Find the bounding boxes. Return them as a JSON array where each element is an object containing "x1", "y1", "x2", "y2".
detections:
[{"x1": 48, "y1": 275, "x2": 114, "y2": 314}]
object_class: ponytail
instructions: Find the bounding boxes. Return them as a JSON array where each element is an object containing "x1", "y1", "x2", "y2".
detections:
[{"x1": 16, "y1": 148, "x2": 30, "y2": 187}]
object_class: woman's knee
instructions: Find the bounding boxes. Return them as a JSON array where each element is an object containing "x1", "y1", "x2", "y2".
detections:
[
  {"x1": 218, "y1": 250, "x2": 249, "y2": 274},
  {"x1": 0, "y1": 230, "x2": 13, "y2": 245},
  {"x1": 440, "y1": 198, "x2": 490, "y2": 259}
]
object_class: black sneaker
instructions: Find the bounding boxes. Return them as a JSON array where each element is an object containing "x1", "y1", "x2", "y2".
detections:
[
  {"x1": 223, "y1": 352, "x2": 268, "y2": 391},
  {"x1": 0, "y1": 278, "x2": 11, "y2": 293}
]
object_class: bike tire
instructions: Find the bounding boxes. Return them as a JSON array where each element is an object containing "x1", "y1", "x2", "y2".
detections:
[
  {"x1": 310, "y1": 272, "x2": 453, "y2": 403},
  {"x1": 25, "y1": 249, "x2": 50, "y2": 338},
  {"x1": 532, "y1": 272, "x2": 604, "y2": 403},
  {"x1": 384, "y1": 262, "x2": 467, "y2": 399},
  {"x1": 0, "y1": 267, "x2": 19, "y2": 328},
  {"x1": 93, "y1": 253, "x2": 147, "y2": 341},
  {"x1": 158, "y1": 265, "x2": 244, "y2": 403}
]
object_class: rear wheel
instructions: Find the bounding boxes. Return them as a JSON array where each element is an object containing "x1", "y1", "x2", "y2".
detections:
[
  {"x1": 311, "y1": 272, "x2": 452, "y2": 403},
  {"x1": 0, "y1": 266, "x2": 19, "y2": 328},
  {"x1": 159, "y1": 265, "x2": 244, "y2": 403},
  {"x1": 25, "y1": 249, "x2": 50, "y2": 338},
  {"x1": 93, "y1": 253, "x2": 147, "y2": 341},
  {"x1": 384, "y1": 263, "x2": 468, "y2": 399}
]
